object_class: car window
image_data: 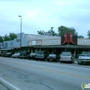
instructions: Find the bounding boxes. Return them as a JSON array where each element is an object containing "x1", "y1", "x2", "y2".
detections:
[
  {"x1": 49, "y1": 54, "x2": 56, "y2": 56},
  {"x1": 30, "y1": 53, "x2": 35, "y2": 55},
  {"x1": 61, "y1": 52, "x2": 71, "y2": 56},
  {"x1": 79, "y1": 54, "x2": 90, "y2": 56},
  {"x1": 36, "y1": 51, "x2": 44, "y2": 54}
]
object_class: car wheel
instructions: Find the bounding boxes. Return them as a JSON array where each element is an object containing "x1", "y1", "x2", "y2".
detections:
[
  {"x1": 71, "y1": 60, "x2": 74, "y2": 63},
  {"x1": 60, "y1": 61, "x2": 62, "y2": 63},
  {"x1": 78, "y1": 61, "x2": 81, "y2": 65},
  {"x1": 36, "y1": 59, "x2": 38, "y2": 61},
  {"x1": 57, "y1": 59, "x2": 59, "y2": 62},
  {"x1": 44, "y1": 58, "x2": 47, "y2": 61}
]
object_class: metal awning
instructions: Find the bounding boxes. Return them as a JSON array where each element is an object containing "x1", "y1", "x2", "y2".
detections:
[
  {"x1": 0, "y1": 48, "x2": 13, "y2": 51},
  {"x1": 31, "y1": 45, "x2": 90, "y2": 49},
  {"x1": 3, "y1": 45, "x2": 90, "y2": 49}
]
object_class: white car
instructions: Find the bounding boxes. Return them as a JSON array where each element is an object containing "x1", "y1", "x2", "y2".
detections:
[
  {"x1": 78, "y1": 54, "x2": 90, "y2": 65},
  {"x1": 11, "y1": 52, "x2": 20, "y2": 58},
  {"x1": 60, "y1": 52, "x2": 74, "y2": 63}
]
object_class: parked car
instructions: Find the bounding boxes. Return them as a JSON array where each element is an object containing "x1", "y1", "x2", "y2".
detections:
[
  {"x1": 24, "y1": 52, "x2": 30, "y2": 59},
  {"x1": 28, "y1": 53, "x2": 36, "y2": 60},
  {"x1": 1, "y1": 50, "x2": 7, "y2": 57},
  {"x1": 18, "y1": 51, "x2": 27, "y2": 59},
  {"x1": 47, "y1": 54, "x2": 59, "y2": 62},
  {"x1": 60, "y1": 52, "x2": 74, "y2": 63},
  {"x1": 5, "y1": 52, "x2": 12, "y2": 57},
  {"x1": 78, "y1": 54, "x2": 90, "y2": 65},
  {"x1": 5, "y1": 51, "x2": 15, "y2": 57},
  {"x1": 0, "y1": 51, "x2": 1, "y2": 56},
  {"x1": 11, "y1": 52, "x2": 20, "y2": 58},
  {"x1": 35, "y1": 51, "x2": 48, "y2": 61}
]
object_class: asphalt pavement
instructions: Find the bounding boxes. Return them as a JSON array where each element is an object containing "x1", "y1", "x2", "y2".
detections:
[{"x1": 0, "y1": 57, "x2": 90, "y2": 90}]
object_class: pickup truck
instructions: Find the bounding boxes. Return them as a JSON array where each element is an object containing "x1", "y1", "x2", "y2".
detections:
[{"x1": 78, "y1": 54, "x2": 90, "y2": 65}]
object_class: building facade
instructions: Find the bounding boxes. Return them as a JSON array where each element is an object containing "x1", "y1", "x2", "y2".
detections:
[{"x1": 0, "y1": 32, "x2": 90, "y2": 58}]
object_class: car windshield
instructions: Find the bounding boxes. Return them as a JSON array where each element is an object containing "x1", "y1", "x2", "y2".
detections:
[
  {"x1": 36, "y1": 51, "x2": 44, "y2": 54},
  {"x1": 82, "y1": 52, "x2": 90, "y2": 54},
  {"x1": 61, "y1": 52, "x2": 71, "y2": 56},
  {"x1": 30, "y1": 53, "x2": 35, "y2": 55},
  {"x1": 6, "y1": 52, "x2": 11, "y2": 54},
  {"x1": 79, "y1": 54, "x2": 90, "y2": 56},
  {"x1": 15, "y1": 53, "x2": 20, "y2": 54},
  {"x1": 49, "y1": 54, "x2": 56, "y2": 56}
]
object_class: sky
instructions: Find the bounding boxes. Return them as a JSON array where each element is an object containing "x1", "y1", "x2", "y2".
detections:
[{"x1": 0, "y1": 0, "x2": 90, "y2": 38}]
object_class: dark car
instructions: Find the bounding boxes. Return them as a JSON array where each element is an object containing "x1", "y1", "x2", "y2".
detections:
[
  {"x1": 35, "y1": 51, "x2": 48, "y2": 61},
  {"x1": 47, "y1": 54, "x2": 59, "y2": 62},
  {"x1": 5, "y1": 51, "x2": 15, "y2": 57},
  {"x1": 28, "y1": 53, "x2": 36, "y2": 60},
  {"x1": 19, "y1": 51, "x2": 27, "y2": 59},
  {"x1": 5, "y1": 52, "x2": 12, "y2": 57},
  {"x1": 1, "y1": 50, "x2": 7, "y2": 57}
]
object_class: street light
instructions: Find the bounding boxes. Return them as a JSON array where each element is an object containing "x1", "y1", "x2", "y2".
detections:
[{"x1": 18, "y1": 15, "x2": 22, "y2": 52}]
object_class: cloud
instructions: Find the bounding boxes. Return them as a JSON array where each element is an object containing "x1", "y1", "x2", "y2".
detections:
[{"x1": 0, "y1": 0, "x2": 90, "y2": 37}]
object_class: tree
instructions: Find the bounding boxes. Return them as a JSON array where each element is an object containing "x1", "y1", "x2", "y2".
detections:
[
  {"x1": 37, "y1": 25, "x2": 84, "y2": 37},
  {"x1": 3, "y1": 33, "x2": 17, "y2": 41},
  {"x1": 9, "y1": 33, "x2": 17, "y2": 40},
  {"x1": 3, "y1": 34, "x2": 10, "y2": 41},
  {"x1": 47, "y1": 29, "x2": 58, "y2": 36},
  {"x1": 87, "y1": 30, "x2": 90, "y2": 39},
  {"x1": 78, "y1": 35, "x2": 84, "y2": 38},
  {"x1": 37, "y1": 27, "x2": 58, "y2": 36},
  {"x1": 37, "y1": 30, "x2": 45, "y2": 35},
  {"x1": 0, "y1": 36, "x2": 3, "y2": 42},
  {"x1": 58, "y1": 26, "x2": 77, "y2": 36}
]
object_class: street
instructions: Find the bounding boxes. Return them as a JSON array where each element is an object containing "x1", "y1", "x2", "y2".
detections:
[{"x1": 0, "y1": 57, "x2": 90, "y2": 90}]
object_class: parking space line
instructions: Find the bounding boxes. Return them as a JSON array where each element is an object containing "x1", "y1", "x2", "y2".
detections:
[{"x1": 0, "y1": 77, "x2": 21, "y2": 90}]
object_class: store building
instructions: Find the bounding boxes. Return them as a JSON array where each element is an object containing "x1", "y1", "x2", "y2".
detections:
[{"x1": 0, "y1": 32, "x2": 90, "y2": 58}]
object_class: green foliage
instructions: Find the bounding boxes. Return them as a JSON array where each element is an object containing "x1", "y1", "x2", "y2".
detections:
[
  {"x1": 37, "y1": 27, "x2": 58, "y2": 36},
  {"x1": 9, "y1": 33, "x2": 17, "y2": 40},
  {"x1": 0, "y1": 36, "x2": 3, "y2": 42},
  {"x1": 37, "y1": 30, "x2": 58, "y2": 36},
  {"x1": 3, "y1": 34, "x2": 10, "y2": 41},
  {"x1": 37, "y1": 30, "x2": 45, "y2": 35},
  {"x1": 47, "y1": 30, "x2": 58, "y2": 36},
  {"x1": 37, "y1": 26, "x2": 85, "y2": 38},
  {"x1": 0, "y1": 33, "x2": 17, "y2": 42},
  {"x1": 87, "y1": 30, "x2": 90, "y2": 39},
  {"x1": 58, "y1": 26, "x2": 77, "y2": 36},
  {"x1": 78, "y1": 35, "x2": 84, "y2": 38}
]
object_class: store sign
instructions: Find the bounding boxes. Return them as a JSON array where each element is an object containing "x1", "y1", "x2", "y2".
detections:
[
  {"x1": 61, "y1": 32, "x2": 77, "y2": 45},
  {"x1": 80, "y1": 40, "x2": 90, "y2": 43}
]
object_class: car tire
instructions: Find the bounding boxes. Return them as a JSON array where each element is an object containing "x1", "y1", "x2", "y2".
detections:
[
  {"x1": 71, "y1": 60, "x2": 74, "y2": 63},
  {"x1": 60, "y1": 61, "x2": 62, "y2": 63},
  {"x1": 57, "y1": 59, "x2": 59, "y2": 62},
  {"x1": 36, "y1": 59, "x2": 38, "y2": 61},
  {"x1": 44, "y1": 58, "x2": 47, "y2": 61},
  {"x1": 78, "y1": 61, "x2": 81, "y2": 65}
]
